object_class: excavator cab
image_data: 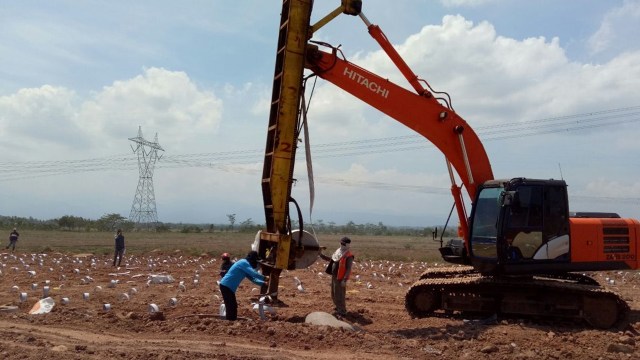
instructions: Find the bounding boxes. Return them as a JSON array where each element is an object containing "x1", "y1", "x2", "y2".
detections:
[
  {"x1": 468, "y1": 178, "x2": 571, "y2": 275},
  {"x1": 410, "y1": 177, "x2": 631, "y2": 327}
]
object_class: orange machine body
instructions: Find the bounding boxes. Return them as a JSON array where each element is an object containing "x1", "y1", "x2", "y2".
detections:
[{"x1": 570, "y1": 217, "x2": 640, "y2": 269}]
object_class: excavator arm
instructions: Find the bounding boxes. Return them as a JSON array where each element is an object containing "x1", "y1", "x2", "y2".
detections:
[
  {"x1": 304, "y1": 12, "x2": 495, "y2": 240},
  {"x1": 305, "y1": 44, "x2": 494, "y2": 207}
]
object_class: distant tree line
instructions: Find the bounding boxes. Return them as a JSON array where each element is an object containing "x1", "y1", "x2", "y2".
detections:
[
  {"x1": 0, "y1": 214, "x2": 456, "y2": 238},
  {"x1": 0, "y1": 214, "x2": 133, "y2": 232}
]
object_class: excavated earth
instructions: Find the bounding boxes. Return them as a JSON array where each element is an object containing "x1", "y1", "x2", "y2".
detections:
[{"x1": 1, "y1": 250, "x2": 640, "y2": 359}]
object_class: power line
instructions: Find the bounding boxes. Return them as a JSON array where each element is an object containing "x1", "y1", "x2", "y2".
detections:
[
  {"x1": 0, "y1": 106, "x2": 640, "y2": 173},
  {"x1": 0, "y1": 106, "x2": 638, "y2": 205},
  {"x1": 0, "y1": 105, "x2": 637, "y2": 176}
]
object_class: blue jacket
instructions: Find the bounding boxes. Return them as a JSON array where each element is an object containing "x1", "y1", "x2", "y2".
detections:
[{"x1": 220, "y1": 259, "x2": 266, "y2": 292}]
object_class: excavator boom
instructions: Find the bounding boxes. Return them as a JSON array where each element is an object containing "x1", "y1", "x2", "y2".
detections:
[{"x1": 305, "y1": 45, "x2": 494, "y2": 200}]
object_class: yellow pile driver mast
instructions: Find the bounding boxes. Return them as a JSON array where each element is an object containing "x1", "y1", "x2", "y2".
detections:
[
  {"x1": 258, "y1": 0, "x2": 313, "y2": 297},
  {"x1": 258, "y1": 0, "x2": 362, "y2": 297}
]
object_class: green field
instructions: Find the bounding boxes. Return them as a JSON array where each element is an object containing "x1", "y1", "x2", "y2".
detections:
[{"x1": 5, "y1": 230, "x2": 445, "y2": 262}]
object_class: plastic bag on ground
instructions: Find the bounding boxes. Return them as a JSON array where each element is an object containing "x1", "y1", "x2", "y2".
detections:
[
  {"x1": 149, "y1": 275, "x2": 175, "y2": 284},
  {"x1": 29, "y1": 297, "x2": 55, "y2": 314}
]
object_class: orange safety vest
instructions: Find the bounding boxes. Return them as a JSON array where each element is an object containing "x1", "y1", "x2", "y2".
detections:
[{"x1": 336, "y1": 250, "x2": 354, "y2": 281}]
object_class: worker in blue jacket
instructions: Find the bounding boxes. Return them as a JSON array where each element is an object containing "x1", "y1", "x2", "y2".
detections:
[{"x1": 219, "y1": 250, "x2": 268, "y2": 320}]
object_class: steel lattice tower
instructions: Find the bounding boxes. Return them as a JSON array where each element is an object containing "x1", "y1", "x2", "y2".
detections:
[{"x1": 128, "y1": 126, "x2": 164, "y2": 230}]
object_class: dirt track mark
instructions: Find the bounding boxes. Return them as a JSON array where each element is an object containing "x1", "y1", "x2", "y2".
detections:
[{"x1": 0, "y1": 320, "x2": 377, "y2": 359}]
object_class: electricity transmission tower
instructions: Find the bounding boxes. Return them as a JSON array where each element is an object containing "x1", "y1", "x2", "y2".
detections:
[{"x1": 128, "y1": 126, "x2": 164, "y2": 230}]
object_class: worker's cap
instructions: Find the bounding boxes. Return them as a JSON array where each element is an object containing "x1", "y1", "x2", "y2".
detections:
[
  {"x1": 221, "y1": 252, "x2": 230, "y2": 260},
  {"x1": 340, "y1": 237, "x2": 351, "y2": 245}
]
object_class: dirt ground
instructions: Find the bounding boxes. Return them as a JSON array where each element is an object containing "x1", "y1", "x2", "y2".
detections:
[{"x1": 1, "y1": 250, "x2": 640, "y2": 359}]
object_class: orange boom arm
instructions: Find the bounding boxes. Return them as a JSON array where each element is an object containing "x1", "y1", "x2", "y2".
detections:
[{"x1": 305, "y1": 45, "x2": 494, "y2": 201}]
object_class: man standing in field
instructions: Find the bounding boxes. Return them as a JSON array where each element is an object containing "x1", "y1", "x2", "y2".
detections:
[
  {"x1": 319, "y1": 236, "x2": 355, "y2": 318},
  {"x1": 5, "y1": 228, "x2": 19, "y2": 252},
  {"x1": 113, "y1": 229, "x2": 125, "y2": 267}
]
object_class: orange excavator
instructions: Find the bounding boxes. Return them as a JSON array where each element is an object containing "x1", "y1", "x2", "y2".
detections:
[{"x1": 257, "y1": 0, "x2": 640, "y2": 328}]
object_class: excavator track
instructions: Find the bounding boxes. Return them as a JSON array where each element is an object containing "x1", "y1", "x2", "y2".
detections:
[
  {"x1": 419, "y1": 266, "x2": 476, "y2": 280},
  {"x1": 536, "y1": 272, "x2": 602, "y2": 286},
  {"x1": 419, "y1": 267, "x2": 602, "y2": 285},
  {"x1": 405, "y1": 275, "x2": 629, "y2": 328}
]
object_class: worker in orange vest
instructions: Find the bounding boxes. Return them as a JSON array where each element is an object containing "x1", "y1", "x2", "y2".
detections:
[{"x1": 319, "y1": 237, "x2": 355, "y2": 318}]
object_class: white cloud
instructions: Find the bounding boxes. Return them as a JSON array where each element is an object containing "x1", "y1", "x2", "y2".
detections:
[
  {"x1": 0, "y1": 67, "x2": 223, "y2": 160},
  {"x1": 588, "y1": 0, "x2": 640, "y2": 55},
  {"x1": 78, "y1": 67, "x2": 223, "y2": 153},
  {"x1": 0, "y1": 85, "x2": 83, "y2": 156},
  {"x1": 336, "y1": 14, "x2": 639, "y2": 128}
]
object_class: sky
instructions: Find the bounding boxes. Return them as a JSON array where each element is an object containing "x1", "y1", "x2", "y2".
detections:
[{"x1": 0, "y1": 0, "x2": 639, "y2": 228}]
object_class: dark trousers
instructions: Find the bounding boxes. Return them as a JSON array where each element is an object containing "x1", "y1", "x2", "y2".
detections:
[
  {"x1": 5, "y1": 240, "x2": 17, "y2": 251},
  {"x1": 113, "y1": 248, "x2": 124, "y2": 266},
  {"x1": 331, "y1": 276, "x2": 347, "y2": 315},
  {"x1": 219, "y1": 284, "x2": 237, "y2": 321}
]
